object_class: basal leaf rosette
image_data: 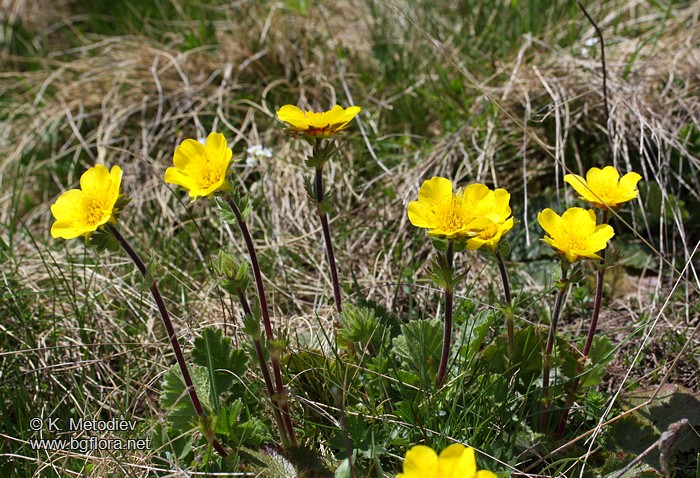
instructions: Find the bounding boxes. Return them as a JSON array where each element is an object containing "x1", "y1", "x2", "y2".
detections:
[
  {"x1": 564, "y1": 166, "x2": 642, "y2": 210},
  {"x1": 408, "y1": 177, "x2": 492, "y2": 240},
  {"x1": 397, "y1": 444, "x2": 496, "y2": 478},
  {"x1": 50, "y1": 164, "x2": 123, "y2": 239},
  {"x1": 164, "y1": 132, "x2": 233, "y2": 200},
  {"x1": 276, "y1": 104, "x2": 361, "y2": 138},
  {"x1": 466, "y1": 188, "x2": 516, "y2": 251},
  {"x1": 538, "y1": 207, "x2": 614, "y2": 263}
]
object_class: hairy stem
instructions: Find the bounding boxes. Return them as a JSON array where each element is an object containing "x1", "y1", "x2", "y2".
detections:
[
  {"x1": 225, "y1": 196, "x2": 298, "y2": 447},
  {"x1": 436, "y1": 241, "x2": 454, "y2": 389},
  {"x1": 556, "y1": 210, "x2": 609, "y2": 436},
  {"x1": 315, "y1": 161, "x2": 343, "y2": 313},
  {"x1": 107, "y1": 224, "x2": 228, "y2": 458},
  {"x1": 495, "y1": 249, "x2": 514, "y2": 357},
  {"x1": 541, "y1": 263, "x2": 569, "y2": 434}
]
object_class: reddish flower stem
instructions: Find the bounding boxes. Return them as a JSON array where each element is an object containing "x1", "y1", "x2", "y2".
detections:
[
  {"x1": 495, "y1": 249, "x2": 514, "y2": 357},
  {"x1": 107, "y1": 224, "x2": 228, "y2": 458},
  {"x1": 224, "y1": 195, "x2": 298, "y2": 447},
  {"x1": 315, "y1": 162, "x2": 343, "y2": 313}
]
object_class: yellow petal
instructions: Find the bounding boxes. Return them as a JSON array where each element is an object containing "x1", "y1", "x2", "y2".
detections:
[
  {"x1": 462, "y1": 183, "x2": 491, "y2": 206},
  {"x1": 50, "y1": 190, "x2": 86, "y2": 239},
  {"x1": 588, "y1": 166, "x2": 620, "y2": 187},
  {"x1": 402, "y1": 445, "x2": 438, "y2": 477},
  {"x1": 418, "y1": 177, "x2": 454, "y2": 205},
  {"x1": 321, "y1": 105, "x2": 345, "y2": 125},
  {"x1": 107, "y1": 165, "x2": 123, "y2": 201},
  {"x1": 563, "y1": 173, "x2": 593, "y2": 200},
  {"x1": 407, "y1": 200, "x2": 437, "y2": 229},
  {"x1": 205, "y1": 132, "x2": 233, "y2": 174},
  {"x1": 276, "y1": 105, "x2": 308, "y2": 129},
  {"x1": 586, "y1": 223, "x2": 615, "y2": 252},
  {"x1": 492, "y1": 188, "x2": 512, "y2": 218},
  {"x1": 618, "y1": 171, "x2": 642, "y2": 195},
  {"x1": 173, "y1": 139, "x2": 205, "y2": 169},
  {"x1": 205, "y1": 131, "x2": 228, "y2": 153},
  {"x1": 475, "y1": 470, "x2": 498, "y2": 478},
  {"x1": 561, "y1": 207, "x2": 598, "y2": 237},
  {"x1": 439, "y1": 444, "x2": 476, "y2": 478},
  {"x1": 79, "y1": 164, "x2": 111, "y2": 197},
  {"x1": 163, "y1": 167, "x2": 193, "y2": 190},
  {"x1": 537, "y1": 208, "x2": 564, "y2": 238},
  {"x1": 332, "y1": 105, "x2": 361, "y2": 126}
]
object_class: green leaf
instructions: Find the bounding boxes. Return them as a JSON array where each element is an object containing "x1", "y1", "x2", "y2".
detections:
[
  {"x1": 459, "y1": 310, "x2": 494, "y2": 362},
  {"x1": 85, "y1": 228, "x2": 120, "y2": 252},
  {"x1": 335, "y1": 458, "x2": 353, "y2": 478},
  {"x1": 581, "y1": 335, "x2": 616, "y2": 387},
  {"x1": 304, "y1": 154, "x2": 325, "y2": 168},
  {"x1": 430, "y1": 237, "x2": 449, "y2": 252},
  {"x1": 337, "y1": 304, "x2": 386, "y2": 354},
  {"x1": 481, "y1": 325, "x2": 543, "y2": 389},
  {"x1": 214, "y1": 400, "x2": 268, "y2": 448},
  {"x1": 159, "y1": 365, "x2": 211, "y2": 432},
  {"x1": 392, "y1": 319, "x2": 443, "y2": 387},
  {"x1": 192, "y1": 327, "x2": 248, "y2": 405},
  {"x1": 317, "y1": 200, "x2": 333, "y2": 215}
]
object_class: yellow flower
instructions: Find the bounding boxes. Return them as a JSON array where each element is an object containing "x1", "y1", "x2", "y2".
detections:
[
  {"x1": 50, "y1": 164, "x2": 123, "y2": 239},
  {"x1": 538, "y1": 207, "x2": 614, "y2": 263},
  {"x1": 466, "y1": 188, "x2": 515, "y2": 251},
  {"x1": 407, "y1": 177, "x2": 492, "y2": 239},
  {"x1": 164, "y1": 132, "x2": 233, "y2": 200},
  {"x1": 397, "y1": 444, "x2": 497, "y2": 478},
  {"x1": 564, "y1": 166, "x2": 642, "y2": 210},
  {"x1": 276, "y1": 104, "x2": 361, "y2": 138}
]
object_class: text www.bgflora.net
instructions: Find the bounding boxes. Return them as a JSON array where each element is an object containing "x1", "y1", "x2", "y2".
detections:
[{"x1": 29, "y1": 436, "x2": 151, "y2": 452}]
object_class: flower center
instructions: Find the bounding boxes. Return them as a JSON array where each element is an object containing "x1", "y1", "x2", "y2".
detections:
[
  {"x1": 195, "y1": 152, "x2": 221, "y2": 189},
  {"x1": 84, "y1": 198, "x2": 106, "y2": 226},
  {"x1": 478, "y1": 223, "x2": 499, "y2": 240},
  {"x1": 591, "y1": 178, "x2": 619, "y2": 204},
  {"x1": 564, "y1": 234, "x2": 586, "y2": 252},
  {"x1": 437, "y1": 199, "x2": 469, "y2": 234}
]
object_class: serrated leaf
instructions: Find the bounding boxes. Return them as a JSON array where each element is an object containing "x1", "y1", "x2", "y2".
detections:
[
  {"x1": 305, "y1": 155, "x2": 325, "y2": 168},
  {"x1": 192, "y1": 327, "x2": 248, "y2": 405},
  {"x1": 392, "y1": 319, "x2": 443, "y2": 387},
  {"x1": 160, "y1": 365, "x2": 211, "y2": 432},
  {"x1": 337, "y1": 304, "x2": 386, "y2": 354},
  {"x1": 460, "y1": 310, "x2": 494, "y2": 362},
  {"x1": 86, "y1": 228, "x2": 120, "y2": 253},
  {"x1": 214, "y1": 399, "x2": 268, "y2": 448}
]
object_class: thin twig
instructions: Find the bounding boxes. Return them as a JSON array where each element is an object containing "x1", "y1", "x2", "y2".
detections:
[{"x1": 577, "y1": 1, "x2": 613, "y2": 164}]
